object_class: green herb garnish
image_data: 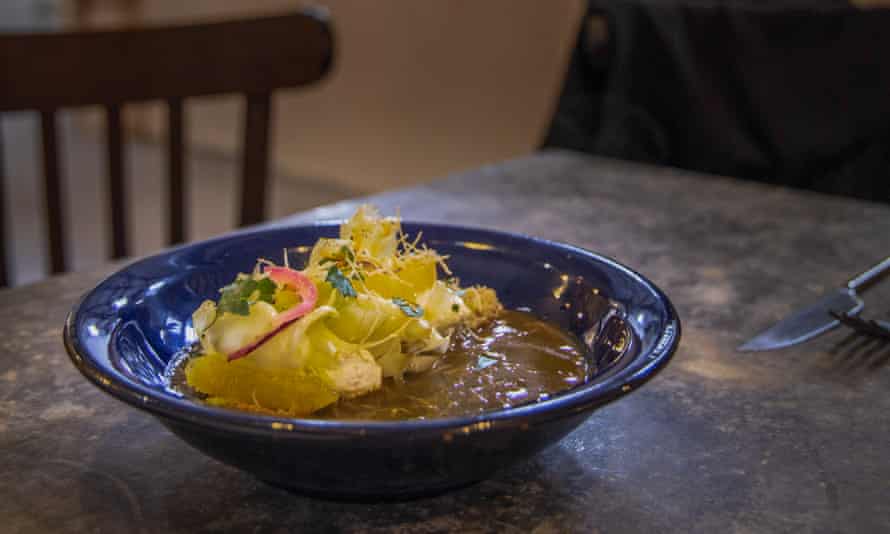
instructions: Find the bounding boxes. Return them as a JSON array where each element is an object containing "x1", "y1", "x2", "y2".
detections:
[
  {"x1": 326, "y1": 265, "x2": 357, "y2": 298},
  {"x1": 392, "y1": 297, "x2": 424, "y2": 318},
  {"x1": 451, "y1": 303, "x2": 460, "y2": 313},
  {"x1": 217, "y1": 276, "x2": 276, "y2": 316}
]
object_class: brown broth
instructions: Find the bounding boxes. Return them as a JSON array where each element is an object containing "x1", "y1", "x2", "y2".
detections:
[
  {"x1": 315, "y1": 310, "x2": 588, "y2": 420},
  {"x1": 167, "y1": 310, "x2": 589, "y2": 420}
]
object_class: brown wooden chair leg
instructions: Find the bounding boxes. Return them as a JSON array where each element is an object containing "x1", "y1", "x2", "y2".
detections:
[
  {"x1": 240, "y1": 92, "x2": 271, "y2": 227},
  {"x1": 167, "y1": 98, "x2": 186, "y2": 245},
  {"x1": 41, "y1": 111, "x2": 67, "y2": 274},
  {"x1": 106, "y1": 104, "x2": 128, "y2": 259},
  {"x1": 0, "y1": 120, "x2": 8, "y2": 287}
]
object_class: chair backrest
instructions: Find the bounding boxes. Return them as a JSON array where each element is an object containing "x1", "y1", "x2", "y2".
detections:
[{"x1": 0, "y1": 10, "x2": 334, "y2": 286}]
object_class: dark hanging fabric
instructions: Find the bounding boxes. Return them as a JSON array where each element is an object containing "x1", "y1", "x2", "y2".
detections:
[{"x1": 543, "y1": 1, "x2": 890, "y2": 203}]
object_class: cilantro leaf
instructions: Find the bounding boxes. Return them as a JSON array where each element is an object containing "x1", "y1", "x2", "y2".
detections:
[
  {"x1": 392, "y1": 297, "x2": 423, "y2": 318},
  {"x1": 219, "y1": 293, "x2": 250, "y2": 316},
  {"x1": 217, "y1": 276, "x2": 276, "y2": 316},
  {"x1": 253, "y1": 277, "x2": 277, "y2": 302},
  {"x1": 451, "y1": 303, "x2": 460, "y2": 313},
  {"x1": 326, "y1": 265, "x2": 357, "y2": 298}
]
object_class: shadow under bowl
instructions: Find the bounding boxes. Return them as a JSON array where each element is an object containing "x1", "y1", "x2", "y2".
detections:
[{"x1": 64, "y1": 222, "x2": 680, "y2": 499}]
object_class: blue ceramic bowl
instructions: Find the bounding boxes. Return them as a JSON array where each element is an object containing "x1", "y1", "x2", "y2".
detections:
[{"x1": 64, "y1": 223, "x2": 680, "y2": 499}]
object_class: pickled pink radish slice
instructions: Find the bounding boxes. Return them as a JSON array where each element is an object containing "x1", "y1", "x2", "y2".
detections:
[{"x1": 227, "y1": 266, "x2": 318, "y2": 361}]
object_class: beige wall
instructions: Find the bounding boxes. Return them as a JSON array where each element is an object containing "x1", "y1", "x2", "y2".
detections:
[{"x1": 74, "y1": 0, "x2": 584, "y2": 193}]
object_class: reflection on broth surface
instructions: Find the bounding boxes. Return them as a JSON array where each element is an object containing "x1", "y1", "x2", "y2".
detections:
[
  {"x1": 319, "y1": 310, "x2": 588, "y2": 420},
  {"x1": 168, "y1": 310, "x2": 588, "y2": 420}
]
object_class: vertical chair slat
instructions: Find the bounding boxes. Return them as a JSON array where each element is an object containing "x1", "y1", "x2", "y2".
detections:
[
  {"x1": 40, "y1": 111, "x2": 66, "y2": 275},
  {"x1": 105, "y1": 104, "x2": 127, "y2": 259},
  {"x1": 240, "y1": 92, "x2": 271, "y2": 227},
  {"x1": 0, "y1": 121, "x2": 8, "y2": 287},
  {"x1": 167, "y1": 98, "x2": 186, "y2": 245}
]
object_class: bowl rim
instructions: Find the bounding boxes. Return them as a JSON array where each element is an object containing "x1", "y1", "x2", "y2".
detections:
[{"x1": 64, "y1": 221, "x2": 681, "y2": 438}]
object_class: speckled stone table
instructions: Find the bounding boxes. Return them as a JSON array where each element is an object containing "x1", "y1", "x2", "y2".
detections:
[{"x1": 3, "y1": 150, "x2": 890, "y2": 533}]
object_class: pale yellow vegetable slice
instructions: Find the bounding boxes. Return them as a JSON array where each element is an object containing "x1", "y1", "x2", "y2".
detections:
[{"x1": 185, "y1": 352, "x2": 338, "y2": 415}]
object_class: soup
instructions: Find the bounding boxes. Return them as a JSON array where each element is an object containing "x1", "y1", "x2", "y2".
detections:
[{"x1": 167, "y1": 310, "x2": 588, "y2": 420}]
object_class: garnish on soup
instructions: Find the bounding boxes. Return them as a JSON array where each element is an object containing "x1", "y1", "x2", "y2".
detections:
[{"x1": 179, "y1": 205, "x2": 587, "y2": 418}]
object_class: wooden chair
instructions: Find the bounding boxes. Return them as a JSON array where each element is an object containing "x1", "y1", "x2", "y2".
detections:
[{"x1": 0, "y1": 10, "x2": 334, "y2": 286}]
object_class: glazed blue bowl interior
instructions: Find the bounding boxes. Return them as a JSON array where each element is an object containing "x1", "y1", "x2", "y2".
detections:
[{"x1": 65, "y1": 222, "x2": 680, "y2": 498}]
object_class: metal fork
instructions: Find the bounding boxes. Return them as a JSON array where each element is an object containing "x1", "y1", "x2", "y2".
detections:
[{"x1": 829, "y1": 310, "x2": 890, "y2": 340}]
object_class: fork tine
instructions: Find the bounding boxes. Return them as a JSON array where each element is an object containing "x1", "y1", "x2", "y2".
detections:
[
  {"x1": 830, "y1": 310, "x2": 890, "y2": 340},
  {"x1": 867, "y1": 345, "x2": 890, "y2": 370},
  {"x1": 862, "y1": 317, "x2": 890, "y2": 337},
  {"x1": 828, "y1": 329, "x2": 861, "y2": 355}
]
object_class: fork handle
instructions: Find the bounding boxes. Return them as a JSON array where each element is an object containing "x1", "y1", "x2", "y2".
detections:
[{"x1": 847, "y1": 255, "x2": 890, "y2": 291}]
